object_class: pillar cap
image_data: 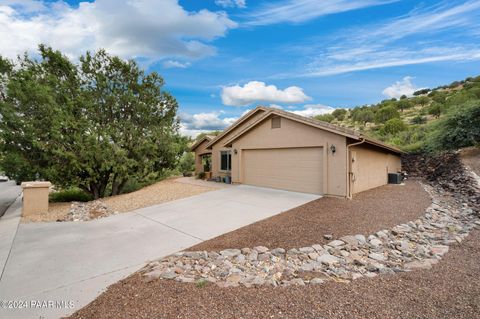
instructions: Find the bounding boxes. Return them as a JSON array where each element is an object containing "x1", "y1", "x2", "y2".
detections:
[{"x1": 21, "y1": 181, "x2": 52, "y2": 189}]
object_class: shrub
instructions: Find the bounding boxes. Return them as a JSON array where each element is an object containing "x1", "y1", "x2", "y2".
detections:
[
  {"x1": 49, "y1": 188, "x2": 93, "y2": 202},
  {"x1": 428, "y1": 102, "x2": 444, "y2": 118},
  {"x1": 396, "y1": 99, "x2": 413, "y2": 112},
  {"x1": 314, "y1": 114, "x2": 335, "y2": 123},
  {"x1": 374, "y1": 105, "x2": 399, "y2": 124},
  {"x1": 352, "y1": 108, "x2": 374, "y2": 125},
  {"x1": 415, "y1": 96, "x2": 430, "y2": 106},
  {"x1": 195, "y1": 279, "x2": 208, "y2": 288},
  {"x1": 431, "y1": 92, "x2": 447, "y2": 104},
  {"x1": 380, "y1": 118, "x2": 407, "y2": 135},
  {"x1": 468, "y1": 87, "x2": 480, "y2": 99},
  {"x1": 197, "y1": 172, "x2": 205, "y2": 179},
  {"x1": 178, "y1": 152, "x2": 195, "y2": 176},
  {"x1": 331, "y1": 108, "x2": 347, "y2": 121},
  {"x1": 411, "y1": 115, "x2": 427, "y2": 124},
  {"x1": 426, "y1": 101, "x2": 480, "y2": 151},
  {"x1": 119, "y1": 179, "x2": 143, "y2": 194},
  {"x1": 413, "y1": 88, "x2": 430, "y2": 96}
]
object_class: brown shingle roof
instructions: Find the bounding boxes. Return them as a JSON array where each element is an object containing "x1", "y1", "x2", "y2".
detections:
[
  {"x1": 222, "y1": 107, "x2": 404, "y2": 154},
  {"x1": 190, "y1": 135, "x2": 214, "y2": 152},
  {"x1": 204, "y1": 106, "x2": 268, "y2": 149}
]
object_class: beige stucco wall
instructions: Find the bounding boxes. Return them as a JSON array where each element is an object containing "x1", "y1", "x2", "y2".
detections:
[
  {"x1": 193, "y1": 139, "x2": 211, "y2": 174},
  {"x1": 210, "y1": 110, "x2": 266, "y2": 178},
  {"x1": 231, "y1": 116, "x2": 348, "y2": 196},
  {"x1": 349, "y1": 144, "x2": 401, "y2": 194},
  {"x1": 21, "y1": 181, "x2": 51, "y2": 217}
]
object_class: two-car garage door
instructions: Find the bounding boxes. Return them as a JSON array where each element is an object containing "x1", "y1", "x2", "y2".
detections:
[{"x1": 242, "y1": 147, "x2": 323, "y2": 194}]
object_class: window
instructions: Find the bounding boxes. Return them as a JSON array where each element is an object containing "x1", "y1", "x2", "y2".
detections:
[
  {"x1": 271, "y1": 116, "x2": 281, "y2": 129},
  {"x1": 220, "y1": 150, "x2": 231, "y2": 171}
]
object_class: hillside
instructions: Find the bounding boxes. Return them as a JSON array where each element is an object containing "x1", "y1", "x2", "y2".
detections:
[{"x1": 315, "y1": 75, "x2": 480, "y2": 152}]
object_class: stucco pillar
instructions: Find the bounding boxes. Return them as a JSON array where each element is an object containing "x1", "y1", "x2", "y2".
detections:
[{"x1": 21, "y1": 181, "x2": 51, "y2": 217}]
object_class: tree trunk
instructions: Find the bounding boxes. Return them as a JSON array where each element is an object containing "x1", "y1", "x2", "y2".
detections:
[
  {"x1": 116, "y1": 178, "x2": 128, "y2": 195},
  {"x1": 90, "y1": 183, "x2": 100, "y2": 200},
  {"x1": 111, "y1": 173, "x2": 119, "y2": 196}
]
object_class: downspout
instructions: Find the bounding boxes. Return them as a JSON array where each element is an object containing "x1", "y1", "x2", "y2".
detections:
[{"x1": 346, "y1": 137, "x2": 366, "y2": 199}]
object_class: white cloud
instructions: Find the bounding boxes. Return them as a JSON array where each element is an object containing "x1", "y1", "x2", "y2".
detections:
[
  {"x1": 279, "y1": 1, "x2": 480, "y2": 78},
  {"x1": 363, "y1": 0, "x2": 480, "y2": 42},
  {"x1": 299, "y1": 47, "x2": 480, "y2": 77},
  {"x1": 162, "y1": 60, "x2": 190, "y2": 69},
  {"x1": 267, "y1": 104, "x2": 284, "y2": 109},
  {"x1": 0, "y1": 0, "x2": 47, "y2": 13},
  {"x1": 290, "y1": 104, "x2": 335, "y2": 117},
  {"x1": 215, "y1": 0, "x2": 246, "y2": 9},
  {"x1": 221, "y1": 81, "x2": 311, "y2": 106},
  {"x1": 180, "y1": 111, "x2": 236, "y2": 131},
  {"x1": 179, "y1": 111, "x2": 237, "y2": 138},
  {"x1": 244, "y1": 0, "x2": 397, "y2": 26},
  {"x1": 179, "y1": 124, "x2": 206, "y2": 138},
  {"x1": 0, "y1": 0, "x2": 237, "y2": 61},
  {"x1": 382, "y1": 76, "x2": 421, "y2": 99}
]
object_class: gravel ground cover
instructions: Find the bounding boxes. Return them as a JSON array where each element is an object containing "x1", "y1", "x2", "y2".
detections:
[
  {"x1": 67, "y1": 151, "x2": 479, "y2": 319},
  {"x1": 190, "y1": 180, "x2": 431, "y2": 251},
  {"x1": 67, "y1": 229, "x2": 480, "y2": 319},
  {"x1": 22, "y1": 178, "x2": 217, "y2": 223}
]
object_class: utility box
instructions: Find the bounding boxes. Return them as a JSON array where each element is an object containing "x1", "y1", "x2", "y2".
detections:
[
  {"x1": 21, "y1": 181, "x2": 51, "y2": 217},
  {"x1": 388, "y1": 173, "x2": 402, "y2": 184}
]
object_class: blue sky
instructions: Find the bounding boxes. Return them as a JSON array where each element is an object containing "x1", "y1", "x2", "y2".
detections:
[{"x1": 1, "y1": 0, "x2": 479, "y2": 136}]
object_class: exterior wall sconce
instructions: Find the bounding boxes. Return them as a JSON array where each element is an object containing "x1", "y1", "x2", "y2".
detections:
[
  {"x1": 234, "y1": 149, "x2": 238, "y2": 155},
  {"x1": 330, "y1": 144, "x2": 336, "y2": 154}
]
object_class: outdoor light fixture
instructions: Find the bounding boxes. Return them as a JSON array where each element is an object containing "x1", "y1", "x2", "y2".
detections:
[
  {"x1": 330, "y1": 144, "x2": 336, "y2": 154},
  {"x1": 234, "y1": 149, "x2": 238, "y2": 154}
]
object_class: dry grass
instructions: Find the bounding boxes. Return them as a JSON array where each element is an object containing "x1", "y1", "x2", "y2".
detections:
[{"x1": 22, "y1": 178, "x2": 217, "y2": 223}]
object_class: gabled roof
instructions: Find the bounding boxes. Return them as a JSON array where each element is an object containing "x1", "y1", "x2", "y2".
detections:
[
  {"x1": 222, "y1": 107, "x2": 404, "y2": 154},
  {"x1": 190, "y1": 135, "x2": 215, "y2": 152},
  {"x1": 205, "y1": 106, "x2": 268, "y2": 149}
]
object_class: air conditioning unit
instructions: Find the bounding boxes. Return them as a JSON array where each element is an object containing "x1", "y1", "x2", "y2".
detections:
[{"x1": 388, "y1": 173, "x2": 402, "y2": 184}]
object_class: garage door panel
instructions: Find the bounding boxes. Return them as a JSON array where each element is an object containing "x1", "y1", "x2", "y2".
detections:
[{"x1": 243, "y1": 147, "x2": 323, "y2": 194}]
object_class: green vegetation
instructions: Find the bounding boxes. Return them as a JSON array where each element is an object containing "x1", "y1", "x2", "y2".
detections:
[
  {"x1": 314, "y1": 114, "x2": 335, "y2": 123},
  {"x1": 178, "y1": 152, "x2": 195, "y2": 176},
  {"x1": 0, "y1": 46, "x2": 187, "y2": 198},
  {"x1": 331, "y1": 108, "x2": 347, "y2": 121},
  {"x1": 49, "y1": 188, "x2": 93, "y2": 203},
  {"x1": 195, "y1": 278, "x2": 208, "y2": 288},
  {"x1": 426, "y1": 101, "x2": 480, "y2": 152},
  {"x1": 320, "y1": 75, "x2": 480, "y2": 153},
  {"x1": 195, "y1": 131, "x2": 221, "y2": 141}
]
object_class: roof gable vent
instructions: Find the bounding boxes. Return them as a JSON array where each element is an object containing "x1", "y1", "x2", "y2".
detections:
[{"x1": 271, "y1": 116, "x2": 281, "y2": 129}]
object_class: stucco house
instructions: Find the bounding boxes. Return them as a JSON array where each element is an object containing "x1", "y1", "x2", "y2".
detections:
[{"x1": 191, "y1": 106, "x2": 403, "y2": 198}]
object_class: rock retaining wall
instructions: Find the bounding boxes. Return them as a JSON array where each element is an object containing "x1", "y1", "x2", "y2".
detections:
[{"x1": 142, "y1": 152, "x2": 480, "y2": 288}]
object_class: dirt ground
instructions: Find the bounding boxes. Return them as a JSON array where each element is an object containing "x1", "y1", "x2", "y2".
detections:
[
  {"x1": 22, "y1": 178, "x2": 217, "y2": 223},
  {"x1": 191, "y1": 180, "x2": 431, "y2": 251},
  {"x1": 461, "y1": 147, "x2": 480, "y2": 176},
  {"x1": 67, "y1": 230, "x2": 480, "y2": 319}
]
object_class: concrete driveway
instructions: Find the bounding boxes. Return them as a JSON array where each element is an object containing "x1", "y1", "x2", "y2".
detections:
[{"x1": 0, "y1": 185, "x2": 319, "y2": 319}]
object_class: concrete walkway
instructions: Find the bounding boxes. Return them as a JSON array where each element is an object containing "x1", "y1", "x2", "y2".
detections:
[
  {"x1": 0, "y1": 181, "x2": 22, "y2": 280},
  {"x1": 0, "y1": 185, "x2": 319, "y2": 319},
  {"x1": 0, "y1": 180, "x2": 21, "y2": 218}
]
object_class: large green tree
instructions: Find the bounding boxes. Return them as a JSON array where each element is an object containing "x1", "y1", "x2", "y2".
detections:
[{"x1": 0, "y1": 46, "x2": 184, "y2": 198}]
